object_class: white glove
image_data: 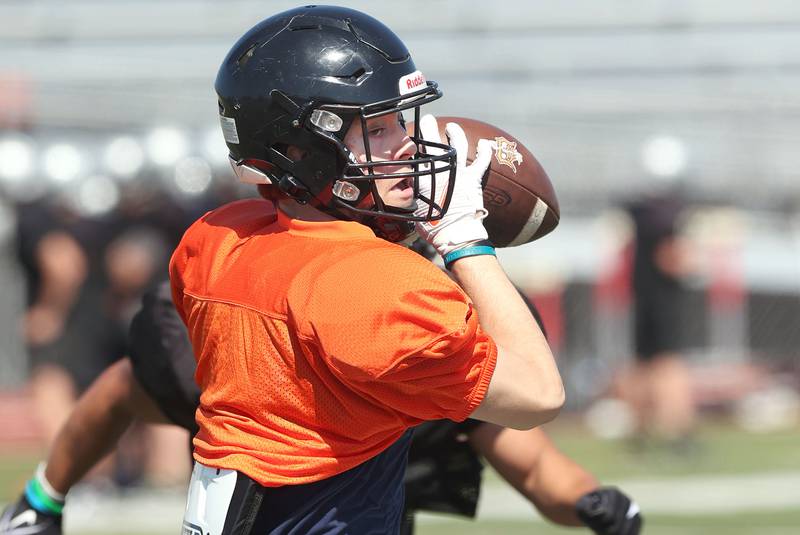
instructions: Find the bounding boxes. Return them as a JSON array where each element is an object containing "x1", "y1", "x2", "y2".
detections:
[{"x1": 414, "y1": 114, "x2": 494, "y2": 257}]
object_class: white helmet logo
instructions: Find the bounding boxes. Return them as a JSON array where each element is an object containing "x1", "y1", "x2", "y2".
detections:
[{"x1": 493, "y1": 136, "x2": 524, "y2": 173}]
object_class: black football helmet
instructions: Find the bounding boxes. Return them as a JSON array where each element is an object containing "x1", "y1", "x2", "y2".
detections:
[{"x1": 215, "y1": 5, "x2": 456, "y2": 241}]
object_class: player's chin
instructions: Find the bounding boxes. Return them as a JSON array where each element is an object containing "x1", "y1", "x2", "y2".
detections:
[
  {"x1": 379, "y1": 188, "x2": 416, "y2": 211},
  {"x1": 375, "y1": 176, "x2": 413, "y2": 207}
]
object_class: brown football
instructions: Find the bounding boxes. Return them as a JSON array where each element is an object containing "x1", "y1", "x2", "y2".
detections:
[{"x1": 408, "y1": 116, "x2": 559, "y2": 247}]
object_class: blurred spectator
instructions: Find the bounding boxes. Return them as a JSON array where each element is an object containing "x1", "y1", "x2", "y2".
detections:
[
  {"x1": 15, "y1": 197, "x2": 124, "y2": 443},
  {"x1": 13, "y1": 184, "x2": 197, "y2": 487},
  {"x1": 10, "y1": 160, "x2": 246, "y2": 488},
  {"x1": 616, "y1": 189, "x2": 698, "y2": 450}
]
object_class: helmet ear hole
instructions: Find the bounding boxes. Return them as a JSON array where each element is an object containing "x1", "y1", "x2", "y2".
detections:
[
  {"x1": 285, "y1": 145, "x2": 308, "y2": 162},
  {"x1": 269, "y1": 143, "x2": 308, "y2": 165},
  {"x1": 271, "y1": 143, "x2": 289, "y2": 157}
]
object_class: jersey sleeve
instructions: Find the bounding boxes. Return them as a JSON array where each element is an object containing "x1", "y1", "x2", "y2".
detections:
[
  {"x1": 168, "y1": 211, "x2": 212, "y2": 327},
  {"x1": 293, "y1": 246, "x2": 497, "y2": 423},
  {"x1": 168, "y1": 225, "x2": 191, "y2": 326}
]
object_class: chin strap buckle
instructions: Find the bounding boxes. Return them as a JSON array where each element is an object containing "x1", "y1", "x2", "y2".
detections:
[{"x1": 277, "y1": 174, "x2": 312, "y2": 204}]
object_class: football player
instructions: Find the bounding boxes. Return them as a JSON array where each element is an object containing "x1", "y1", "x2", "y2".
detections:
[
  {"x1": 0, "y1": 281, "x2": 640, "y2": 535},
  {"x1": 0, "y1": 3, "x2": 643, "y2": 533},
  {"x1": 169, "y1": 5, "x2": 563, "y2": 533}
]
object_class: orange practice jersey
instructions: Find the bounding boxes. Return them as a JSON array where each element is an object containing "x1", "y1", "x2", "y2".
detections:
[{"x1": 169, "y1": 198, "x2": 497, "y2": 487}]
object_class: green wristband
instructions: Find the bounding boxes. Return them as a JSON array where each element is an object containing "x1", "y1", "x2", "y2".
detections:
[{"x1": 25, "y1": 478, "x2": 65, "y2": 515}]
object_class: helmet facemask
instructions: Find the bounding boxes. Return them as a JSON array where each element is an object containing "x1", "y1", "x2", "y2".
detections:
[{"x1": 320, "y1": 82, "x2": 457, "y2": 225}]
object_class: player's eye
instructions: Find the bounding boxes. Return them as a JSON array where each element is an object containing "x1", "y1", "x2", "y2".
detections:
[{"x1": 368, "y1": 127, "x2": 385, "y2": 137}]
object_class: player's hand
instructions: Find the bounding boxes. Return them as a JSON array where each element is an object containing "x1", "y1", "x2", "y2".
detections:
[
  {"x1": 575, "y1": 486, "x2": 642, "y2": 535},
  {"x1": 414, "y1": 114, "x2": 493, "y2": 257},
  {"x1": 0, "y1": 494, "x2": 62, "y2": 535}
]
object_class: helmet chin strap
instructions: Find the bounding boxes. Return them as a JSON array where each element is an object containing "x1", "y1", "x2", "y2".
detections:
[
  {"x1": 361, "y1": 215, "x2": 416, "y2": 243},
  {"x1": 354, "y1": 188, "x2": 418, "y2": 241},
  {"x1": 276, "y1": 174, "x2": 313, "y2": 204}
]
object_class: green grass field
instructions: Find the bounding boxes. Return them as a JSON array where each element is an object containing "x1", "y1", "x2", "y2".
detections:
[
  {"x1": 535, "y1": 418, "x2": 800, "y2": 480},
  {"x1": 2, "y1": 420, "x2": 798, "y2": 534},
  {"x1": 416, "y1": 510, "x2": 800, "y2": 535},
  {"x1": 0, "y1": 446, "x2": 42, "y2": 503}
]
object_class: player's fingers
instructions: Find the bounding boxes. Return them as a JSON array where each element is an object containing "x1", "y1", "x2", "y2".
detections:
[
  {"x1": 472, "y1": 138, "x2": 494, "y2": 174},
  {"x1": 419, "y1": 114, "x2": 443, "y2": 155},
  {"x1": 444, "y1": 122, "x2": 468, "y2": 168}
]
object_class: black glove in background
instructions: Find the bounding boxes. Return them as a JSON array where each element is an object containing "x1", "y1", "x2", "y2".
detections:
[{"x1": 575, "y1": 486, "x2": 642, "y2": 535}]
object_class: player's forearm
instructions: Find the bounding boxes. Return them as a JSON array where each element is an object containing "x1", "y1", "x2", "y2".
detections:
[
  {"x1": 43, "y1": 359, "x2": 170, "y2": 493},
  {"x1": 526, "y1": 442, "x2": 600, "y2": 526},
  {"x1": 528, "y1": 476, "x2": 599, "y2": 526},
  {"x1": 469, "y1": 425, "x2": 597, "y2": 526},
  {"x1": 46, "y1": 405, "x2": 133, "y2": 494},
  {"x1": 44, "y1": 363, "x2": 137, "y2": 493},
  {"x1": 452, "y1": 255, "x2": 564, "y2": 428}
]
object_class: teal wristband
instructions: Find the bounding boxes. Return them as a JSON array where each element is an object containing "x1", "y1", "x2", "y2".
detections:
[
  {"x1": 443, "y1": 242, "x2": 496, "y2": 270},
  {"x1": 25, "y1": 478, "x2": 64, "y2": 515}
]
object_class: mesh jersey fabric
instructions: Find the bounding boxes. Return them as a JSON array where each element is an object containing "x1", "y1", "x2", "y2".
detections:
[{"x1": 169, "y1": 198, "x2": 497, "y2": 487}]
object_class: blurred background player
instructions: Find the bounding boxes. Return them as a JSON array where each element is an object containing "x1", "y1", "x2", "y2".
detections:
[
  {"x1": 15, "y1": 197, "x2": 115, "y2": 444},
  {"x1": 617, "y1": 189, "x2": 698, "y2": 450},
  {"x1": 9, "y1": 154, "x2": 231, "y2": 491},
  {"x1": 0, "y1": 279, "x2": 641, "y2": 535}
]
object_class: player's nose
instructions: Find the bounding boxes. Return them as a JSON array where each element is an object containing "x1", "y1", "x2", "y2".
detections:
[{"x1": 391, "y1": 125, "x2": 415, "y2": 161}]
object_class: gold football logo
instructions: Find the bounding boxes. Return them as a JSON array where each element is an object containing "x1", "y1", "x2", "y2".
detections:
[{"x1": 493, "y1": 136, "x2": 524, "y2": 173}]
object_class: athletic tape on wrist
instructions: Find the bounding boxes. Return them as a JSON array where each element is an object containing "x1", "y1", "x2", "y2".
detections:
[
  {"x1": 35, "y1": 462, "x2": 65, "y2": 501},
  {"x1": 443, "y1": 240, "x2": 496, "y2": 270}
]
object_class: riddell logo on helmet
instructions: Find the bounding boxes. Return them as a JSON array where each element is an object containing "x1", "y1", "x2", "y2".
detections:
[
  {"x1": 405, "y1": 74, "x2": 424, "y2": 90},
  {"x1": 399, "y1": 70, "x2": 426, "y2": 95}
]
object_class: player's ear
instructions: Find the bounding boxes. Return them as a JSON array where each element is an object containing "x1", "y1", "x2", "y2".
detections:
[{"x1": 286, "y1": 145, "x2": 308, "y2": 161}]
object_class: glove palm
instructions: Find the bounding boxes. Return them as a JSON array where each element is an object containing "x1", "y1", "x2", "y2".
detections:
[{"x1": 414, "y1": 115, "x2": 494, "y2": 256}]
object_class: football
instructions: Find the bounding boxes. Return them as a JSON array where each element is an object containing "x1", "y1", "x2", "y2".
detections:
[{"x1": 408, "y1": 116, "x2": 560, "y2": 247}]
